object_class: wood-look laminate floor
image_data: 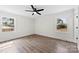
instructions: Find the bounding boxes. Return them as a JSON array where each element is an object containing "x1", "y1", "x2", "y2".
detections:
[{"x1": 0, "y1": 35, "x2": 78, "y2": 53}]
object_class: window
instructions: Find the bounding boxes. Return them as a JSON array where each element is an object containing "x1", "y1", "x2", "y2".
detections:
[
  {"x1": 57, "y1": 17, "x2": 67, "y2": 32},
  {"x1": 1, "y1": 17, "x2": 14, "y2": 32}
]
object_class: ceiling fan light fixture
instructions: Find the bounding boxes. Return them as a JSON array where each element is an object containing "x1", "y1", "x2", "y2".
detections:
[{"x1": 25, "y1": 5, "x2": 44, "y2": 15}]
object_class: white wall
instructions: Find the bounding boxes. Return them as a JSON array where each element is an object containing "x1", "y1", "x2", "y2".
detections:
[
  {"x1": 0, "y1": 10, "x2": 34, "y2": 42},
  {"x1": 0, "y1": 7, "x2": 77, "y2": 43},
  {"x1": 35, "y1": 9, "x2": 76, "y2": 43}
]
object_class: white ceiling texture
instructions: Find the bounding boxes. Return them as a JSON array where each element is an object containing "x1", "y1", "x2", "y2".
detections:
[{"x1": 0, "y1": 5, "x2": 78, "y2": 17}]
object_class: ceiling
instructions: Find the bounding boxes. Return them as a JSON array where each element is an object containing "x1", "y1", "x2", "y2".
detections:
[{"x1": 0, "y1": 5, "x2": 78, "y2": 17}]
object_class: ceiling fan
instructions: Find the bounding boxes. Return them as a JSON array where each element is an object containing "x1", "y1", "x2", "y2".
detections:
[{"x1": 25, "y1": 5, "x2": 44, "y2": 15}]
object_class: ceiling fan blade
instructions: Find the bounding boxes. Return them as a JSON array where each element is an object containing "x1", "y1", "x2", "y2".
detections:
[
  {"x1": 36, "y1": 11, "x2": 41, "y2": 15},
  {"x1": 31, "y1": 5, "x2": 35, "y2": 10},
  {"x1": 32, "y1": 13, "x2": 34, "y2": 15},
  {"x1": 25, "y1": 10, "x2": 34, "y2": 12},
  {"x1": 37, "y1": 9, "x2": 44, "y2": 11},
  {"x1": 38, "y1": 13, "x2": 41, "y2": 15}
]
